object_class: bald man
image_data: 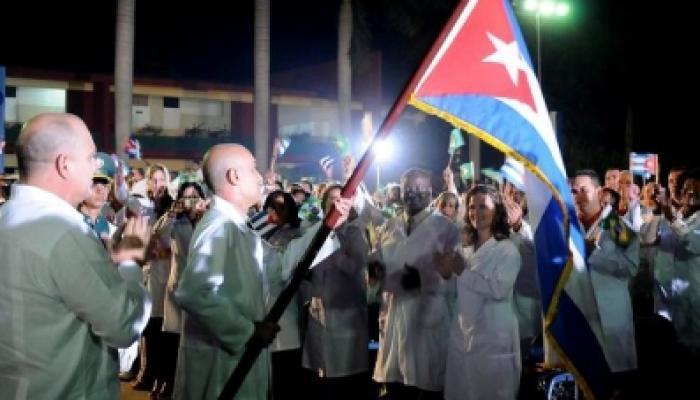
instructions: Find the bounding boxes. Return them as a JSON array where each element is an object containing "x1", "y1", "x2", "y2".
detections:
[
  {"x1": 173, "y1": 144, "x2": 352, "y2": 400},
  {"x1": 0, "y1": 113, "x2": 152, "y2": 399}
]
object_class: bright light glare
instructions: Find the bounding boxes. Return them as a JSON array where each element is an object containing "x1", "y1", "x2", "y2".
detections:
[
  {"x1": 555, "y1": 3, "x2": 570, "y2": 16},
  {"x1": 524, "y1": 0, "x2": 539, "y2": 12},
  {"x1": 538, "y1": 1, "x2": 556, "y2": 16},
  {"x1": 374, "y1": 140, "x2": 393, "y2": 163}
]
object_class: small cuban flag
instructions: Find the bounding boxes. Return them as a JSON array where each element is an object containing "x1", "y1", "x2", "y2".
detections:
[{"x1": 124, "y1": 135, "x2": 141, "y2": 159}]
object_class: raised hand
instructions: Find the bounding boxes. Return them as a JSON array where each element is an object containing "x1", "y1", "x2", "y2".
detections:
[{"x1": 343, "y1": 155, "x2": 356, "y2": 180}]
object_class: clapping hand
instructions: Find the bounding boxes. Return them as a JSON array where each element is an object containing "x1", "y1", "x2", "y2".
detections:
[
  {"x1": 111, "y1": 216, "x2": 151, "y2": 264},
  {"x1": 433, "y1": 249, "x2": 464, "y2": 278},
  {"x1": 400, "y1": 264, "x2": 421, "y2": 291}
]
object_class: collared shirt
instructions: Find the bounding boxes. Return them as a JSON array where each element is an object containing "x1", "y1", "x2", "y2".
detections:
[
  {"x1": 84, "y1": 213, "x2": 112, "y2": 241},
  {"x1": 0, "y1": 184, "x2": 151, "y2": 400},
  {"x1": 212, "y1": 196, "x2": 265, "y2": 276}
]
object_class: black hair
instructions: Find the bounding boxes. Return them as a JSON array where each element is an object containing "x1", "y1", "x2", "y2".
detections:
[
  {"x1": 264, "y1": 190, "x2": 301, "y2": 228},
  {"x1": 321, "y1": 184, "x2": 344, "y2": 213},
  {"x1": 600, "y1": 187, "x2": 621, "y2": 211},
  {"x1": 677, "y1": 167, "x2": 700, "y2": 197},
  {"x1": 177, "y1": 181, "x2": 205, "y2": 200},
  {"x1": 574, "y1": 169, "x2": 601, "y2": 187}
]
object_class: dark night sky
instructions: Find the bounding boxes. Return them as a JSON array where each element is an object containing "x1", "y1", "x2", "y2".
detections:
[{"x1": 1, "y1": 0, "x2": 696, "y2": 178}]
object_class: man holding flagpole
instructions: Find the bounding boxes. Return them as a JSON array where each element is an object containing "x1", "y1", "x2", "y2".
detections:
[{"x1": 173, "y1": 144, "x2": 353, "y2": 400}]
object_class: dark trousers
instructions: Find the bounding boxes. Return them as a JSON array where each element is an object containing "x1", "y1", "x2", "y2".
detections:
[
  {"x1": 136, "y1": 318, "x2": 179, "y2": 395},
  {"x1": 157, "y1": 332, "x2": 180, "y2": 396},
  {"x1": 380, "y1": 382, "x2": 443, "y2": 400},
  {"x1": 135, "y1": 317, "x2": 163, "y2": 388},
  {"x1": 303, "y1": 369, "x2": 371, "y2": 400},
  {"x1": 271, "y1": 348, "x2": 303, "y2": 400}
]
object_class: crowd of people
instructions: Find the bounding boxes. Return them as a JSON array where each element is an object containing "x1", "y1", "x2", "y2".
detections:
[{"x1": 1, "y1": 113, "x2": 699, "y2": 400}]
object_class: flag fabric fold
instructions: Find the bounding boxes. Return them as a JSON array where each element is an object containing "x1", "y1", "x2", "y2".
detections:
[{"x1": 407, "y1": 0, "x2": 610, "y2": 398}]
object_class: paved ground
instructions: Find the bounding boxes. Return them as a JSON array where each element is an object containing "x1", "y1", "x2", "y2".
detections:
[{"x1": 120, "y1": 382, "x2": 149, "y2": 400}]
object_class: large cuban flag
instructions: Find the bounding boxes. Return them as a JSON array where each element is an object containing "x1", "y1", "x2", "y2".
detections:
[{"x1": 407, "y1": 0, "x2": 611, "y2": 398}]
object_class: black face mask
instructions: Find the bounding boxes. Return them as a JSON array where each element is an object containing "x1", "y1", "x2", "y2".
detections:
[{"x1": 403, "y1": 190, "x2": 431, "y2": 216}]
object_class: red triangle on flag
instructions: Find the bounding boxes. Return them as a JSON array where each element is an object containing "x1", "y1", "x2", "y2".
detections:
[{"x1": 415, "y1": 0, "x2": 536, "y2": 111}]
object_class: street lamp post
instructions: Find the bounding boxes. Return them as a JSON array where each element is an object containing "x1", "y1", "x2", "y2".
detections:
[
  {"x1": 522, "y1": 0, "x2": 570, "y2": 83},
  {"x1": 374, "y1": 139, "x2": 393, "y2": 192}
]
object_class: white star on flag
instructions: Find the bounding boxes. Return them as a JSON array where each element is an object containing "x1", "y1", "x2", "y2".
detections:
[{"x1": 482, "y1": 32, "x2": 529, "y2": 86}]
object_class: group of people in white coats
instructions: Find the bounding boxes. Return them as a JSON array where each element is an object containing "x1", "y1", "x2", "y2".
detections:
[
  {"x1": 9, "y1": 113, "x2": 698, "y2": 400},
  {"x1": 360, "y1": 168, "x2": 523, "y2": 400}
]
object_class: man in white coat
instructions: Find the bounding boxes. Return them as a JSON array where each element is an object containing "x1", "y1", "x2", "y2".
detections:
[
  {"x1": 655, "y1": 167, "x2": 700, "y2": 352},
  {"x1": 0, "y1": 113, "x2": 152, "y2": 400},
  {"x1": 372, "y1": 168, "x2": 461, "y2": 400},
  {"x1": 572, "y1": 169, "x2": 639, "y2": 389},
  {"x1": 173, "y1": 144, "x2": 352, "y2": 400}
]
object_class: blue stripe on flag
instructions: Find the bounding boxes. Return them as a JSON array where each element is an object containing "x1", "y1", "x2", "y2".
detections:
[
  {"x1": 420, "y1": 94, "x2": 570, "y2": 195},
  {"x1": 551, "y1": 292, "x2": 612, "y2": 398},
  {"x1": 535, "y1": 198, "x2": 609, "y2": 399}
]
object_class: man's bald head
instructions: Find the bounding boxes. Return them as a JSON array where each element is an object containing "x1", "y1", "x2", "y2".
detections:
[
  {"x1": 16, "y1": 113, "x2": 88, "y2": 179},
  {"x1": 202, "y1": 143, "x2": 263, "y2": 211},
  {"x1": 15, "y1": 113, "x2": 97, "y2": 207},
  {"x1": 202, "y1": 143, "x2": 251, "y2": 193}
]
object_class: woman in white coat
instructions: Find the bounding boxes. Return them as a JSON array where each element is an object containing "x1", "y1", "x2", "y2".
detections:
[
  {"x1": 435, "y1": 184, "x2": 522, "y2": 400},
  {"x1": 656, "y1": 168, "x2": 700, "y2": 352},
  {"x1": 301, "y1": 184, "x2": 370, "y2": 400}
]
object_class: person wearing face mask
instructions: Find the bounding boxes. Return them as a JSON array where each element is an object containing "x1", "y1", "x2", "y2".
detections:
[{"x1": 371, "y1": 168, "x2": 461, "y2": 400}]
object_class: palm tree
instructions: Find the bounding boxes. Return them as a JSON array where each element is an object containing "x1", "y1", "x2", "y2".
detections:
[
  {"x1": 254, "y1": 0, "x2": 270, "y2": 171},
  {"x1": 114, "y1": 0, "x2": 134, "y2": 155},
  {"x1": 338, "y1": 0, "x2": 353, "y2": 141}
]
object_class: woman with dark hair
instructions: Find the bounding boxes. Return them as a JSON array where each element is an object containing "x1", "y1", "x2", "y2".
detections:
[
  {"x1": 151, "y1": 181, "x2": 207, "y2": 398},
  {"x1": 301, "y1": 184, "x2": 370, "y2": 400},
  {"x1": 262, "y1": 190, "x2": 305, "y2": 400},
  {"x1": 264, "y1": 190, "x2": 301, "y2": 237},
  {"x1": 435, "y1": 184, "x2": 521, "y2": 400}
]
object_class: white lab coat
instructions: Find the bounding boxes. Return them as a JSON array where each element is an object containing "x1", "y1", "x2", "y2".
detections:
[
  {"x1": 302, "y1": 223, "x2": 369, "y2": 378},
  {"x1": 585, "y1": 207, "x2": 639, "y2": 372},
  {"x1": 173, "y1": 196, "x2": 330, "y2": 399},
  {"x1": 655, "y1": 210, "x2": 700, "y2": 350},
  {"x1": 621, "y1": 201, "x2": 643, "y2": 232},
  {"x1": 445, "y1": 237, "x2": 521, "y2": 400},
  {"x1": 0, "y1": 184, "x2": 151, "y2": 400},
  {"x1": 510, "y1": 221, "x2": 542, "y2": 340},
  {"x1": 265, "y1": 225, "x2": 303, "y2": 353},
  {"x1": 372, "y1": 210, "x2": 461, "y2": 392}
]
